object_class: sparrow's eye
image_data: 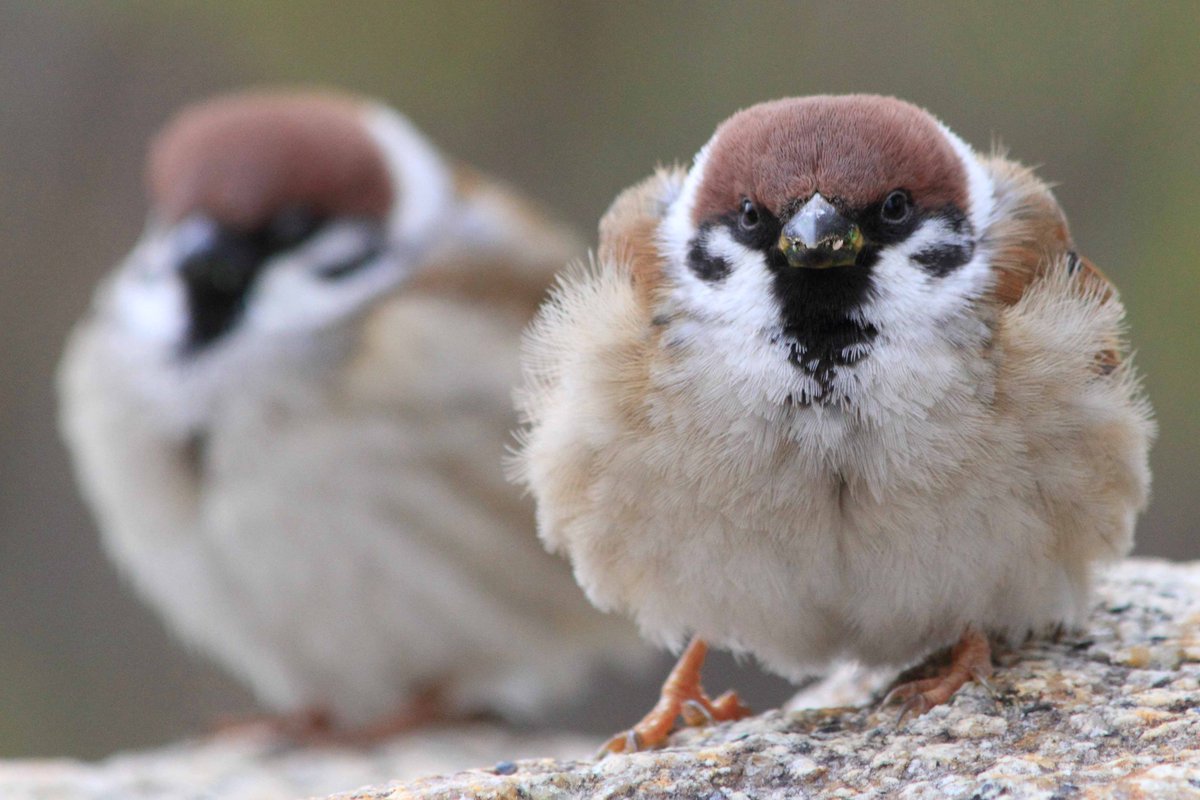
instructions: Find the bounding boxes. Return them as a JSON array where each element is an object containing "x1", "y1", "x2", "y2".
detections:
[
  {"x1": 739, "y1": 198, "x2": 760, "y2": 230},
  {"x1": 880, "y1": 190, "x2": 912, "y2": 224},
  {"x1": 267, "y1": 207, "x2": 326, "y2": 251}
]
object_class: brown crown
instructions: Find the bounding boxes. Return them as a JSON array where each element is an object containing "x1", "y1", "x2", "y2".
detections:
[
  {"x1": 692, "y1": 95, "x2": 968, "y2": 224},
  {"x1": 146, "y1": 90, "x2": 394, "y2": 230}
]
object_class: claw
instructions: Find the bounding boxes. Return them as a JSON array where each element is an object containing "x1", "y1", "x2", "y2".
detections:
[
  {"x1": 681, "y1": 699, "x2": 714, "y2": 727},
  {"x1": 880, "y1": 676, "x2": 940, "y2": 709},
  {"x1": 896, "y1": 694, "x2": 931, "y2": 727},
  {"x1": 881, "y1": 684, "x2": 913, "y2": 709},
  {"x1": 597, "y1": 729, "x2": 641, "y2": 758},
  {"x1": 973, "y1": 671, "x2": 998, "y2": 699},
  {"x1": 597, "y1": 638, "x2": 750, "y2": 756},
  {"x1": 882, "y1": 628, "x2": 994, "y2": 726}
]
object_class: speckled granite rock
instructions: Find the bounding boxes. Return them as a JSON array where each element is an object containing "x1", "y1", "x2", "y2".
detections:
[
  {"x1": 4, "y1": 559, "x2": 1200, "y2": 800},
  {"x1": 330, "y1": 559, "x2": 1200, "y2": 799},
  {"x1": 0, "y1": 727, "x2": 596, "y2": 800}
]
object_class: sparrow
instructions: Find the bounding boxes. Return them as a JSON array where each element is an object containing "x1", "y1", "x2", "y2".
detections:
[
  {"x1": 512, "y1": 94, "x2": 1154, "y2": 752},
  {"x1": 58, "y1": 89, "x2": 648, "y2": 736}
]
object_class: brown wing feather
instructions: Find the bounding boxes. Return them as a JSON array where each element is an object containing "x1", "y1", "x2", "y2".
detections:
[
  {"x1": 983, "y1": 156, "x2": 1121, "y2": 372},
  {"x1": 1070, "y1": 254, "x2": 1121, "y2": 373},
  {"x1": 598, "y1": 168, "x2": 685, "y2": 306},
  {"x1": 406, "y1": 165, "x2": 581, "y2": 319}
]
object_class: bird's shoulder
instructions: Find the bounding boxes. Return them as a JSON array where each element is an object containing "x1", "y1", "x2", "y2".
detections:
[
  {"x1": 404, "y1": 165, "x2": 581, "y2": 318},
  {"x1": 982, "y1": 155, "x2": 1122, "y2": 372},
  {"x1": 597, "y1": 166, "x2": 687, "y2": 304}
]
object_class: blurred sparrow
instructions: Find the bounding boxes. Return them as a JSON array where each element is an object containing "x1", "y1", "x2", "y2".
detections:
[
  {"x1": 513, "y1": 95, "x2": 1153, "y2": 752},
  {"x1": 59, "y1": 89, "x2": 647, "y2": 736}
]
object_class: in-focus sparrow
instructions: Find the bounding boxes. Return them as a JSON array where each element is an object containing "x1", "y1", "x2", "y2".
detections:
[
  {"x1": 513, "y1": 95, "x2": 1154, "y2": 752},
  {"x1": 59, "y1": 89, "x2": 648, "y2": 736}
]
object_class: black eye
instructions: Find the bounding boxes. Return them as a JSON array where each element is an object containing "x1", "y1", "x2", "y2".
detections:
[
  {"x1": 267, "y1": 207, "x2": 325, "y2": 251},
  {"x1": 739, "y1": 198, "x2": 760, "y2": 229},
  {"x1": 880, "y1": 190, "x2": 912, "y2": 224}
]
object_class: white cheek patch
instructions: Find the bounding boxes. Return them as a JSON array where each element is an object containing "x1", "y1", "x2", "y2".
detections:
[
  {"x1": 109, "y1": 234, "x2": 188, "y2": 347},
  {"x1": 243, "y1": 263, "x2": 326, "y2": 335},
  {"x1": 302, "y1": 221, "x2": 396, "y2": 279},
  {"x1": 860, "y1": 123, "x2": 996, "y2": 341},
  {"x1": 243, "y1": 227, "x2": 402, "y2": 337},
  {"x1": 860, "y1": 218, "x2": 991, "y2": 334},
  {"x1": 660, "y1": 225, "x2": 827, "y2": 413},
  {"x1": 672, "y1": 227, "x2": 780, "y2": 333}
]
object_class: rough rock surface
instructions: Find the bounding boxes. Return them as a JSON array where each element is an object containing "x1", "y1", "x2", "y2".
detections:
[
  {"x1": 0, "y1": 728, "x2": 597, "y2": 800},
  {"x1": 4, "y1": 559, "x2": 1200, "y2": 799},
  {"x1": 335, "y1": 559, "x2": 1200, "y2": 799}
]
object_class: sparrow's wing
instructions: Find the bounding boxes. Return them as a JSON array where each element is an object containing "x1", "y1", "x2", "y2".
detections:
[
  {"x1": 1066, "y1": 253, "x2": 1122, "y2": 374},
  {"x1": 597, "y1": 166, "x2": 687, "y2": 300},
  {"x1": 403, "y1": 166, "x2": 580, "y2": 317},
  {"x1": 983, "y1": 156, "x2": 1123, "y2": 373}
]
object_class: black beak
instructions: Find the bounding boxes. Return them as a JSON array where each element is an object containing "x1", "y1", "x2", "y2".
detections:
[
  {"x1": 176, "y1": 219, "x2": 266, "y2": 353},
  {"x1": 777, "y1": 194, "x2": 863, "y2": 269}
]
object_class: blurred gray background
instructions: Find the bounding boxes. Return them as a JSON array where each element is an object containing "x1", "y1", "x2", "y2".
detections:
[{"x1": 1, "y1": 1, "x2": 1197, "y2": 759}]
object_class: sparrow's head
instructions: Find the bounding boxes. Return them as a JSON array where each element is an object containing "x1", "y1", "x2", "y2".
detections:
[
  {"x1": 107, "y1": 89, "x2": 452, "y2": 360},
  {"x1": 659, "y1": 95, "x2": 995, "y2": 404}
]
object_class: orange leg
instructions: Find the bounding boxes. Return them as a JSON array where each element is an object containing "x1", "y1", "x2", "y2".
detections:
[
  {"x1": 882, "y1": 628, "x2": 993, "y2": 725},
  {"x1": 215, "y1": 685, "x2": 451, "y2": 746},
  {"x1": 326, "y1": 685, "x2": 452, "y2": 745},
  {"x1": 215, "y1": 707, "x2": 336, "y2": 740},
  {"x1": 600, "y1": 637, "x2": 751, "y2": 755}
]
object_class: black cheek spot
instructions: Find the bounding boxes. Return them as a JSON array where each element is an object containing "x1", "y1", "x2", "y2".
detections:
[
  {"x1": 910, "y1": 205, "x2": 975, "y2": 278},
  {"x1": 687, "y1": 237, "x2": 731, "y2": 282},
  {"x1": 317, "y1": 242, "x2": 384, "y2": 280},
  {"x1": 913, "y1": 242, "x2": 975, "y2": 278}
]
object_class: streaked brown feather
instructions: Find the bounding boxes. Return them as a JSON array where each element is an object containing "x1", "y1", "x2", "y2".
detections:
[
  {"x1": 983, "y1": 156, "x2": 1121, "y2": 372},
  {"x1": 407, "y1": 165, "x2": 579, "y2": 319},
  {"x1": 597, "y1": 168, "x2": 684, "y2": 309}
]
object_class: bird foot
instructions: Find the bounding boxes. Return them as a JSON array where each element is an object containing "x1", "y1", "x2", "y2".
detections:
[
  {"x1": 881, "y1": 628, "x2": 993, "y2": 726},
  {"x1": 214, "y1": 686, "x2": 450, "y2": 747},
  {"x1": 599, "y1": 638, "x2": 750, "y2": 756},
  {"x1": 214, "y1": 707, "x2": 337, "y2": 742},
  {"x1": 325, "y1": 686, "x2": 452, "y2": 746}
]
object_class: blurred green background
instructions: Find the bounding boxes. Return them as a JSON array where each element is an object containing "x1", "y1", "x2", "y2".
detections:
[{"x1": 1, "y1": 1, "x2": 1196, "y2": 759}]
